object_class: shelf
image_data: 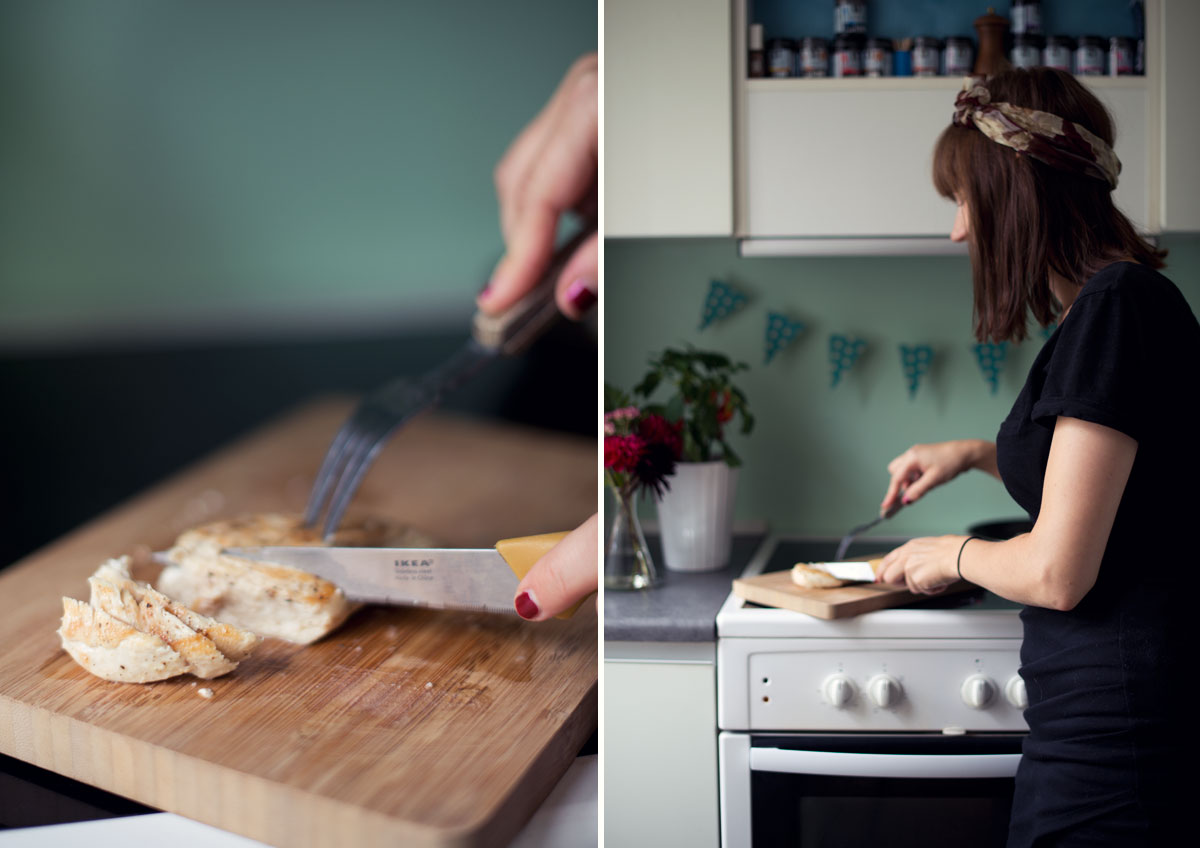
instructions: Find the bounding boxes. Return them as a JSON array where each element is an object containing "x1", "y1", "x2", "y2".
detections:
[{"x1": 744, "y1": 75, "x2": 1150, "y2": 93}]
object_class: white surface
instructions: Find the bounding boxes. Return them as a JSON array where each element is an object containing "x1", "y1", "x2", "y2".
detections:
[
  {"x1": 1161, "y1": 0, "x2": 1200, "y2": 230},
  {"x1": 715, "y1": 535, "x2": 1024, "y2": 733},
  {"x1": 0, "y1": 756, "x2": 597, "y2": 848},
  {"x1": 717, "y1": 733, "x2": 752, "y2": 848},
  {"x1": 604, "y1": 0, "x2": 733, "y2": 237},
  {"x1": 718, "y1": 637, "x2": 1026, "y2": 732},
  {"x1": 604, "y1": 660, "x2": 720, "y2": 848},
  {"x1": 716, "y1": 534, "x2": 1024, "y2": 639},
  {"x1": 656, "y1": 463, "x2": 738, "y2": 572},
  {"x1": 740, "y1": 78, "x2": 1151, "y2": 237}
]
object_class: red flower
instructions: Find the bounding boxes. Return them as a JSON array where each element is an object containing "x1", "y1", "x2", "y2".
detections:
[
  {"x1": 710, "y1": 390, "x2": 735, "y2": 423},
  {"x1": 604, "y1": 434, "x2": 646, "y2": 473},
  {"x1": 637, "y1": 414, "x2": 683, "y2": 461}
]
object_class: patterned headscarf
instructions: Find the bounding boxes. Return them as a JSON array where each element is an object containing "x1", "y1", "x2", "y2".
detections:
[{"x1": 952, "y1": 77, "x2": 1121, "y2": 189}]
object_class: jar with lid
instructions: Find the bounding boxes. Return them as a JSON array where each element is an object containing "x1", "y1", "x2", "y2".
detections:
[
  {"x1": 1012, "y1": 0, "x2": 1042, "y2": 35},
  {"x1": 767, "y1": 38, "x2": 796, "y2": 78},
  {"x1": 1109, "y1": 36, "x2": 1136, "y2": 76},
  {"x1": 832, "y1": 33, "x2": 864, "y2": 77},
  {"x1": 800, "y1": 36, "x2": 830, "y2": 78},
  {"x1": 943, "y1": 36, "x2": 975, "y2": 76},
  {"x1": 833, "y1": 1, "x2": 867, "y2": 36},
  {"x1": 748, "y1": 24, "x2": 766, "y2": 78},
  {"x1": 1042, "y1": 35, "x2": 1074, "y2": 72},
  {"x1": 1075, "y1": 35, "x2": 1105, "y2": 75},
  {"x1": 864, "y1": 37, "x2": 892, "y2": 77},
  {"x1": 1011, "y1": 33, "x2": 1043, "y2": 69},
  {"x1": 912, "y1": 36, "x2": 941, "y2": 76}
]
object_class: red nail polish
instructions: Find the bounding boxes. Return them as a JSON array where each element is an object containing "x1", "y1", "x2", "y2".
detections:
[
  {"x1": 515, "y1": 591, "x2": 539, "y2": 620},
  {"x1": 479, "y1": 282, "x2": 492, "y2": 298},
  {"x1": 565, "y1": 278, "x2": 596, "y2": 312}
]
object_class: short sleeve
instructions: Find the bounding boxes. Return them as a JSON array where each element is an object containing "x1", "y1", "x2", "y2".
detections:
[{"x1": 1031, "y1": 286, "x2": 1150, "y2": 441}]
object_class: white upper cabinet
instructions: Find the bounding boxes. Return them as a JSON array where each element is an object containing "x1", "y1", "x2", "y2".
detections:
[
  {"x1": 739, "y1": 77, "x2": 1152, "y2": 239},
  {"x1": 734, "y1": 0, "x2": 1164, "y2": 241},
  {"x1": 605, "y1": 0, "x2": 734, "y2": 237},
  {"x1": 604, "y1": 0, "x2": 1195, "y2": 242}
]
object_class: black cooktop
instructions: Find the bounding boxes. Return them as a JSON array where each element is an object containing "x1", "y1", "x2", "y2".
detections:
[{"x1": 761, "y1": 538, "x2": 1022, "y2": 612}]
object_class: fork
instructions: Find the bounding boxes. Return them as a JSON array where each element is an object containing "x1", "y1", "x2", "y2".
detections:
[{"x1": 304, "y1": 228, "x2": 593, "y2": 539}]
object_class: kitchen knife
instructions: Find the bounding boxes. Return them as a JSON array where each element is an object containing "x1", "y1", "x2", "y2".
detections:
[
  {"x1": 804, "y1": 561, "x2": 879, "y2": 582},
  {"x1": 216, "y1": 532, "x2": 579, "y2": 617}
]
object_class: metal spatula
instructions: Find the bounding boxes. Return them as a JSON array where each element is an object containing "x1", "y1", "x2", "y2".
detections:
[{"x1": 834, "y1": 501, "x2": 902, "y2": 562}]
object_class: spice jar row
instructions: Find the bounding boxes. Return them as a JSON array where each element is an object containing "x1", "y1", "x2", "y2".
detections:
[
  {"x1": 752, "y1": 30, "x2": 975, "y2": 79},
  {"x1": 750, "y1": 29, "x2": 1143, "y2": 79}
]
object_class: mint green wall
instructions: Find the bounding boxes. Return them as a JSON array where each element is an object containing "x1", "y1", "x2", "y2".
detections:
[
  {"x1": 0, "y1": 1, "x2": 594, "y2": 342},
  {"x1": 605, "y1": 236, "x2": 1200, "y2": 535}
]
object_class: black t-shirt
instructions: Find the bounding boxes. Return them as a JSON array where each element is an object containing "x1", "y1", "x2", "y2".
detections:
[{"x1": 997, "y1": 261, "x2": 1199, "y2": 842}]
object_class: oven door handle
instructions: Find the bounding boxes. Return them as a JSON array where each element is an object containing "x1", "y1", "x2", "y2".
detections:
[{"x1": 751, "y1": 747, "x2": 1021, "y2": 779}]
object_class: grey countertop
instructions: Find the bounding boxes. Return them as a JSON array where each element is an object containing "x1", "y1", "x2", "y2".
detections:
[{"x1": 603, "y1": 532, "x2": 767, "y2": 643}]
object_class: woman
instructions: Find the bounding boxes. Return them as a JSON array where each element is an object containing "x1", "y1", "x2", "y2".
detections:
[
  {"x1": 874, "y1": 68, "x2": 1198, "y2": 846},
  {"x1": 479, "y1": 53, "x2": 599, "y2": 621}
]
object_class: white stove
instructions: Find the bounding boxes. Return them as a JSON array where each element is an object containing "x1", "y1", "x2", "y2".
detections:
[{"x1": 716, "y1": 534, "x2": 1027, "y2": 848}]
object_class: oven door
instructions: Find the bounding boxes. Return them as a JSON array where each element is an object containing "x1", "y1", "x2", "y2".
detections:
[{"x1": 719, "y1": 732, "x2": 1024, "y2": 848}]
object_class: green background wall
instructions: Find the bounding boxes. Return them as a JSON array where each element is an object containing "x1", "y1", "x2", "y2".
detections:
[
  {"x1": 0, "y1": 1, "x2": 595, "y2": 346},
  {"x1": 605, "y1": 235, "x2": 1200, "y2": 535}
]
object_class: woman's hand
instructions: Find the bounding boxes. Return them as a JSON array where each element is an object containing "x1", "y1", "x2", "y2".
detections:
[
  {"x1": 880, "y1": 439, "x2": 998, "y2": 515},
  {"x1": 875, "y1": 535, "x2": 966, "y2": 595},
  {"x1": 481, "y1": 53, "x2": 598, "y2": 321},
  {"x1": 513, "y1": 514, "x2": 598, "y2": 621}
]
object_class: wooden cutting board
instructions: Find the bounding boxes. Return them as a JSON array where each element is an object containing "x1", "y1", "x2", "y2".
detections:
[
  {"x1": 733, "y1": 556, "x2": 977, "y2": 619},
  {"x1": 0, "y1": 398, "x2": 597, "y2": 848}
]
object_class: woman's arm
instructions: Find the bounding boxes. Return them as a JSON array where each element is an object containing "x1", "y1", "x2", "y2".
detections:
[
  {"x1": 880, "y1": 439, "x2": 1001, "y2": 515},
  {"x1": 876, "y1": 417, "x2": 1136, "y2": 609}
]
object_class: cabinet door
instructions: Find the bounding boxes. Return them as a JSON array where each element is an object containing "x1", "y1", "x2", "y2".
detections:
[
  {"x1": 741, "y1": 80, "x2": 1151, "y2": 239},
  {"x1": 1161, "y1": 0, "x2": 1200, "y2": 230},
  {"x1": 604, "y1": 0, "x2": 733, "y2": 237},
  {"x1": 604, "y1": 660, "x2": 720, "y2": 848}
]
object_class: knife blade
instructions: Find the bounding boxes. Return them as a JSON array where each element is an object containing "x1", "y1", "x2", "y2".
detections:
[
  {"x1": 805, "y1": 561, "x2": 879, "y2": 583},
  {"x1": 834, "y1": 501, "x2": 903, "y2": 562},
  {"x1": 213, "y1": 531, "x2": 572, "y2": 617}
]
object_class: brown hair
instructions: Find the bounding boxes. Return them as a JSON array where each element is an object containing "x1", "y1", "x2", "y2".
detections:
[{"x1": 932, "y1": 67, "x2": 1165, "y2": 342}]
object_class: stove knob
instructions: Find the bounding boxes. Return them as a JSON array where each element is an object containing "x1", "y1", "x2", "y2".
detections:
[
  {"x1": 1005, "y1": 675, "x2": 1028, "y2": 709},
  {"x1": 822, "y1": 674, "x2": 856, "y2": 708},
  {"x1": 961, "y1": 674, "x2": 996, "y2": 709},
  {"x1": 867, "y1": 674, "x2": 903, "y2": 709}
]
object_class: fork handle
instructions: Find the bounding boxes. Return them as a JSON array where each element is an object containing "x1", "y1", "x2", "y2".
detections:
[{"x1": 471, "y1": 226, "x2": 596, "y2": 356}]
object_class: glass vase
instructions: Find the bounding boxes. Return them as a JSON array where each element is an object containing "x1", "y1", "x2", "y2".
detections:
[{"x1": 604, "y1": 486, "x2": 658, "y2": 590}]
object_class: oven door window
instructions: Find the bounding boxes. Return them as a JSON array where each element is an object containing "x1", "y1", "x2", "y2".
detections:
[{"x1": 749, "y1": 734, "x2": 1021, "y2": 848}]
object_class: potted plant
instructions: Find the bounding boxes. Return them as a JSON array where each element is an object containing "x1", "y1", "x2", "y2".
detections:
[
  {"x1": 633, "y1": 346, "x2": 754, "y2": 572},
  {"x1": 602, "y1": 386, "x2": 681, "y2": 589}
]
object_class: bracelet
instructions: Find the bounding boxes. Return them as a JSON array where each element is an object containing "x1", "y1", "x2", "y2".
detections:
[{"x1": 957, "y1": 535, "x2": 982, "y2": 581}]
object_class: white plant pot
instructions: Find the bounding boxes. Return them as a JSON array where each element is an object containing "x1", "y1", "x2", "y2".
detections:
[{"x1": 655, "y1": 461, "x2": 739, "y2": 572}]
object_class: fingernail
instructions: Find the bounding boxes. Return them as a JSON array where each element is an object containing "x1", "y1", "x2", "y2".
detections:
[
  {"x1": 565, "y1": 278, "x2": 596, "y2": 313},
  {"x1": 515, "y1": 590, "x2": 539, "y2": 620},
  {"x1": 902, "y1": 495, "x2": 911, "y2": 504}
]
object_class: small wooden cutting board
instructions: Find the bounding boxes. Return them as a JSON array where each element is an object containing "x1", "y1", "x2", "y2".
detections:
[
  {"x1": 0, "y1": 398, "x2": 596, "y2": 848},
  {"x1": 733, "y1": 556, "x2": 977, "y2": 619}
]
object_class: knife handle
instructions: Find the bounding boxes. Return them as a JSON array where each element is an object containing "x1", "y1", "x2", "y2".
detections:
[
  {"x1": 495, "y1": 532, "x2": 586, "y2": 619},
  {"x1": 471, "y1": 227, "x2": 596, "y2": 356}
]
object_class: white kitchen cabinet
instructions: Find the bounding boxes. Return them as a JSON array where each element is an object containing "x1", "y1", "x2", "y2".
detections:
[
  {"x1": 1160, "y1": 0, "x2": 1200, "y2": 230},
  {"x1": 738, "y1": 77, "x2": 1152, "y2": 239},
  {"x1": 604, "y1": 643, "x2": 720, "y2": 848},
  {"x1": 604, "y1": 0, "x2": 733, "y2": 237}
]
